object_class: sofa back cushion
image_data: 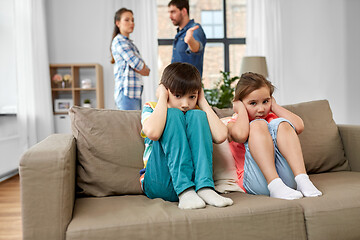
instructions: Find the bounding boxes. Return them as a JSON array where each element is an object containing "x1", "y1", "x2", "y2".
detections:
[
  {"x1": 213, "y1": 100, "x2": 349, "y2": 174},
  {"x1": 69, "y1": 106, "x2": 144, "y2": 197},
  {"x1": 283, "y1": 100, "x2": 349, "y2": 173}
]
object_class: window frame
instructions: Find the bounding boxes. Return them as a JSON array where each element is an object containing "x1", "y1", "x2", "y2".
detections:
[{"x1": 157, "y1": 0, "x2": 246, "y2": 73}]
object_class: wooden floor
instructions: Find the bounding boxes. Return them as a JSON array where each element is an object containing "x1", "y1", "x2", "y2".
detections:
[{"x1": 0, "y1": 174, "x2": 22, "y2": 240}]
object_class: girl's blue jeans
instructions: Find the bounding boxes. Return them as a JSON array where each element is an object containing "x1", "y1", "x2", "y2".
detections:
[
  {"x1": 143, "y1": 108, "x2": 215, "y2": 202},
  {"x1": 243, "y1": 118, "x2": 297, "y2": 196}
]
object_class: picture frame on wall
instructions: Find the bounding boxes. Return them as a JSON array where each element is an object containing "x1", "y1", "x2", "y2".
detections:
[{"x1": 54, "y1": 99, "x2": 73, "y2": 113}]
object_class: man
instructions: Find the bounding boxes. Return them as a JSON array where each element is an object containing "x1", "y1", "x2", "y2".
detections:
[{"x1": 168, "y1": 0, "x2": 206, "y2": 77}]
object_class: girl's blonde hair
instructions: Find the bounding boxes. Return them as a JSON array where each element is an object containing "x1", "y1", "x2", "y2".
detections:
[
  {"x1": 160, "y1": 62, "x2": 202, "y2": 95},
  {"x1": 234, "y1": 72, "x2": 275, "y2": 101}
]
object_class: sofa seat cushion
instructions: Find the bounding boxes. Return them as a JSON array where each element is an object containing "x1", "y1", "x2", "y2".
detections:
[
  {"x1": 66, "y1": 194, "x2": 306, "y2": 240},
  {"x1": 295, "y1": 171, "x2": 360, "y2": 240}
]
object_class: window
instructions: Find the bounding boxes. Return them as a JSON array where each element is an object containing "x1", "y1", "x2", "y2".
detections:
[
  {"x1": 201, "y1": 10, "x2": 223, "y2": 38},
  {"x1": 157, "y1": 0, "x2": 247, "y2": 89}
]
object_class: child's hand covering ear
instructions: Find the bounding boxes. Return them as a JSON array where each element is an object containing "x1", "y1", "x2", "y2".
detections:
[
  {"x1": 197, "y1": 88, "x2": 207, "y2": 109},
  {"x1": 270, "y1": 97, "x2": 278, "y2": 112},
  {"x1": 156, "y1": 84, "x2": 169, "y2": 100},
  {"x1": 232, "y1": 100, "x2": 246, "y2": 114}
]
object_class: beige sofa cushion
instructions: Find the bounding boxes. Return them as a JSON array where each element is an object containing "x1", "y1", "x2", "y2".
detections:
[
  {"x1": 66, "y1": 193, "x2": 306, "y2": 240},
  {"x1": 294, "y1": 171, "x2": 360, "y2": 240},
  {"x1": 283, "y1": 100, "x2": 349, "y2": 173},
  {"x1": 69, "y1": 107, "x2": 144, "y2": 197},
  {"x1": 213, "y1": 100, "x2": 349, "y2": 174}
]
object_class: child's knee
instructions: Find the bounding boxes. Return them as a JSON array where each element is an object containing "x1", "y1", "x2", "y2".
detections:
[
  {"x1": 185, "y1": 109, "x2": 207, "y2": 123},
  {"x1": 249, "y1": 119, "x2": 268, "y2": 133},
  {"x1": 167, "y1": 108, "x2": 186, "y2": 123},
  {"x1": 186, "y1": 109, "x2": 206, "y2": 118},
  {"x1": 167, "y1": 108, "x2": 184, "y2": 117},
  {"x1": 278, "y1": 121, "x2": 295, "y2": 133}
]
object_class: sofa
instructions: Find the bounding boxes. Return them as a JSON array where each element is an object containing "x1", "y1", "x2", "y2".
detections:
[{"x1": 20, "y1": 100, "x2": 360, "y2": 240}]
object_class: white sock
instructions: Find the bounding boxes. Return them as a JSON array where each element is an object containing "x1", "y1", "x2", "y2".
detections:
[
  {"x1": 197, "y1": 188, "x2": 233, "y2": 207},
  {"x1": 268, "y1": 178, "x2": 303, "y2": 200},
  {"x1": 295, "y1": 174, "x2": 322, "y2": 197},
  {"x1": 178, "y1": 188, "x2": 206, "y2": 209}
]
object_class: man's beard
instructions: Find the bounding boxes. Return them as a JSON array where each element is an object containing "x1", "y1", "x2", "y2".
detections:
[
  {"x1": 172, "y1": 19, "x2": 180, "y2": 26},
  {"x1": 172, "y1": 15, "x2": 182, "y2": 26}
]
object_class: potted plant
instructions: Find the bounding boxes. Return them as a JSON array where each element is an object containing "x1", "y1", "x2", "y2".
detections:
[
  {"x1": 82, "y1": 99, "x2": 91, "y2": 108},
  {"x1": 204, "y1": 71, "x2": 239, "y2": 109}
]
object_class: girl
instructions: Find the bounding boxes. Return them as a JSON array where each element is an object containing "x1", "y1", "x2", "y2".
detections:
[
  {"x1": 140, "y1": 62, "x2": 233, "y2": 209},
  {"x1": 110, "y1": 8, "x2": 150, "y2": 110},
  {"x1": 228, "y1": 72, "x2": 322, "y2": 200}
]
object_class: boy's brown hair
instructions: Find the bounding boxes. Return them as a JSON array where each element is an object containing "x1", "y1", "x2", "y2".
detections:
[
  {"x1": 234, "y1": 72, "x2": 275, "y2": 101},
  {"x1": 160, "y1": 62, "x2": 202, "y2": 95}
]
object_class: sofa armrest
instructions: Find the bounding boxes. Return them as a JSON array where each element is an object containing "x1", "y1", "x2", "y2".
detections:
[
  {"x1": 20, "y1": 134, "x2": 76, "y2": 240},
  {"x1": 338, "y1": 124, "x2": 360, "y2": 172}
]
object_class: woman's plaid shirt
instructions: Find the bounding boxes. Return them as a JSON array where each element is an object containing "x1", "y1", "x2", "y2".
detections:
[{"x1": 112, "y1": 34, "x2": 145, "y2": 100}]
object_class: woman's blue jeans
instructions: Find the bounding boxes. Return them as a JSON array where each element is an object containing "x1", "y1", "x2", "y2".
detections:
[{"x1": 116, "y1": 87, "x2": 142, "y2": 110}]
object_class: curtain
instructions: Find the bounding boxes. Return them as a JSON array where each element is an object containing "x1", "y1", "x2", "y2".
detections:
[
  {"x1": 15, "y1": 0, "x2": 54, "y2": 151},
  {"x1": 112, "y1": 0, "x2": 158, "y2": 103},
  {"x1": 246, "y1": 0, "x2": 284, "y2": 102}
]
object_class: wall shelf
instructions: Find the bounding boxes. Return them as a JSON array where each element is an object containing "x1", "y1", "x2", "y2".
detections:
[
  {"x1": 50, "y1": 63, "x2": 104, "y2": 113},
  {"x1": 50, "y1": 63, "x2": 104, "y2": 134}
]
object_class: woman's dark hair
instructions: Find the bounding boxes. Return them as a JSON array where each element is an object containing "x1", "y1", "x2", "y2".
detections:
[
  {"x1": 110, "y1": 8, "x2": 133, "y2": 64},
  {"x1": 160, "y1": 62, "x2": 202, "y2": 95},
  {"x1": 234, "y1": 72, "x2": 275, "y2": 101},
  {"x1": 168, "y1": 0, "x2": 190, "y2": 16}
]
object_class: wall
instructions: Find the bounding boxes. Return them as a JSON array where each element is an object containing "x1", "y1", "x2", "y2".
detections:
[
  {"x1": 280, "y1": 0, "x2": 360, "y2": 124},
  {"x1": 0, "y1": 0, "x2": 21, "y2": 177},
  {"x1": 344, "y1": 0, "x2": 360, "y2": 125},
  {"x1": 0, "y1": 0, "x2": 17, "y2": 114},
  {"x1": 0, "y1": 116, "x2": 21, "y2": 178},
  {"x1": 45, "y1": 0, "x2": 116, "y2": 109}
]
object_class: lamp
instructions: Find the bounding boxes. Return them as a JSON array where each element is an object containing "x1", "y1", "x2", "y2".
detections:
[{"x1": 240, "y1": 56, "x2": 269, "y2": 78}]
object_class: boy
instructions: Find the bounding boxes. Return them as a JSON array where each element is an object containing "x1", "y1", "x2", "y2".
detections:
[{"x1": 140, "y1": 62, "x2": 233, "y2": 209}]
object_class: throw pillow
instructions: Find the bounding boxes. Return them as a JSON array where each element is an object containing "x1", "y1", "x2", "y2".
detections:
[
  {"x1": 213, "y1": 139, "x2": 244, "y2": 193},
  {"x1": 69, "y1": 107, "x2": 144, "y2": 197},
  {"x1": 212, "y1": 116, "x2": 244, "y2": 193}
]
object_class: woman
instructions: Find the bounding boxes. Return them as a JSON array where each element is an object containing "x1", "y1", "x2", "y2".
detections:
[{"x1": 110, "y1": 8, "x2": 150, "y2": 110}]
